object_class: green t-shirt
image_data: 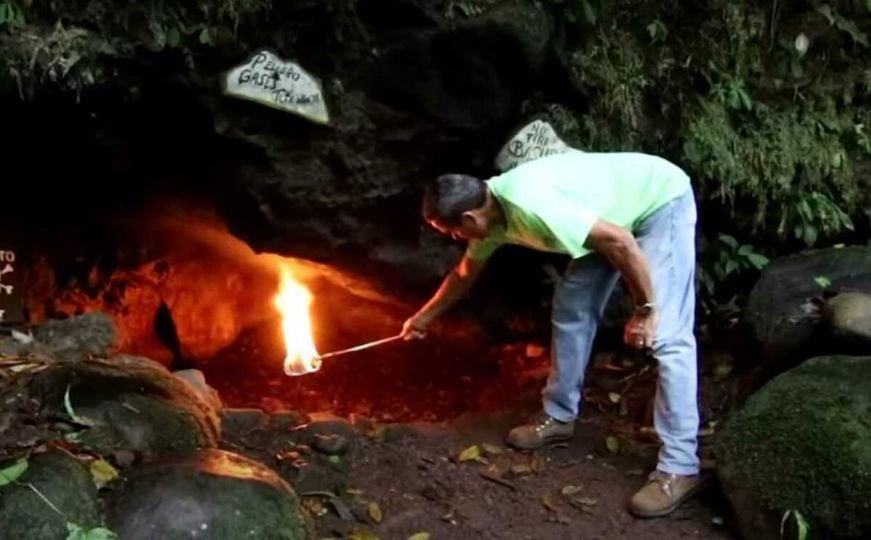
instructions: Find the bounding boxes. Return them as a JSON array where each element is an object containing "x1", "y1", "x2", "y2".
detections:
[{"x1": 466, "y1": 150, "x2": 690, "y2": 261}]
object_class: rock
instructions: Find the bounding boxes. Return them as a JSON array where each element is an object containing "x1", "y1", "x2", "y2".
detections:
[
  {"x1": 822, "y1": 292, "x2": 871, "y2": 349},
  {"x1": 5, "y1": 312, "x2": 119, "y2": 362},
  {"x1": 298, "y1": 419, "x2": 356, "y2": 446},
  {"x1": 28, "y1": 355, "x2": 220, "y2": 458},
  {"x1": 221, "y1": 408, "x2": 269, "y2": 436},
  {"x1": 222, "y1": 50, "x2": 329, "y2": 125},
  {"x1": 717, "y1": 355, "x2": 871, "y2": 540},
  {"x1": 106, "y1": 449, "x2": 312, "y2": 540},
  {"x1": 367, "y1": 1, "x2": 551, "y2": 130},
  {"x1": 0, "y1": 451, "x2": 100, "y2": 540},
  {"x1": 173, "y1": 369, "x2": 223, "y2": 411},
  {"x1": 312, "y1": 433, "x2": 350, "y2": 456},
  {"x1": 268, "y1": 410, "x2": 307, "y2": 431},
  {"x1": 744, "y1": 246, "x2": 871, "y2": 372},
  {"x1": 495, "y1": 119, "x2": 573, "y2": 172}
]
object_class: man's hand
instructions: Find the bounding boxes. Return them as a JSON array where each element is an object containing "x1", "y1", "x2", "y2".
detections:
[
  {"x1": 624, "y1": 311, "x2": 659, "y2": 349},
  {"x1": 401, "y1": 313, "x2": 430, "y2": 340}
]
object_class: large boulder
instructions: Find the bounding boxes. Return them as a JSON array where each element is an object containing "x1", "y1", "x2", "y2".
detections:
[
  {"x1": 106, "y1": 449, "x2": 312, "y2": 540},
  {"x1": 0, "y1": 451, "x2": 101, "y2": 540},
  {"x1": 744, "y1": 246, "x2": 871, "y2": 372},
  {"x1": 717, "y1": 355, "x2": 871, "y2": 540},
  {"x1": 28, "y1": 355, "x2": 220, "y2": 458},
  {"x1": 822, "y1": 292, "x2": 871, "y2": 350}
]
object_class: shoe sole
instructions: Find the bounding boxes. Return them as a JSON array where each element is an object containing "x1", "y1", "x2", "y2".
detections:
[
  {"x1": 628, "y1": 475, "x2": 711, "y2": 519},
  {"x1": 506, "y1": 433, "x2": 574, "y2": 451}
]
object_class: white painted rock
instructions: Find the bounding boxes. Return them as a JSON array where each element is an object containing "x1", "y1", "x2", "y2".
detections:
[
  {"x1": 222, "y1": 49, "x2": 329, "y2": 125},
  {"x1": 495, "y1": 119, "x2": 572, "y2": 172}
]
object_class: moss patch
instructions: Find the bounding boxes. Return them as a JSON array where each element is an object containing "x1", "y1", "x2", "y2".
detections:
[{"x1": 717, "y1": 355, "x2": 871, "y2": 539}]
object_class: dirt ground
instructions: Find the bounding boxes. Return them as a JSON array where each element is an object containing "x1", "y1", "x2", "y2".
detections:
[
  {"x1": 222, "y1": 407, "x2": 735, "y2": 540},
  {"x1": 209, "y1": 324, "x2": 742, "y2": 539}
]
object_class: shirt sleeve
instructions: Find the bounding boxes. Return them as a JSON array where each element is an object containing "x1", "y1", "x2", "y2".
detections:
[
  {"x1": 528, "y1": 190, "x2": 598, "y2": 259},
  {"x1": 465, "y1": 236, "x2": 504, "y2": 262}
]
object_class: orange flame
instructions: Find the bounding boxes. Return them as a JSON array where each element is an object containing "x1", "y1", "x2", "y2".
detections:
[{"x1": 273, "y1": 263, "x2": 321, "y2": 376}]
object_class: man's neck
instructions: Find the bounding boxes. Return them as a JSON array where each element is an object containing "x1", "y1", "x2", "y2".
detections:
[{"x1": 483, "y1": 189, "x2": 507, "y2": 230}]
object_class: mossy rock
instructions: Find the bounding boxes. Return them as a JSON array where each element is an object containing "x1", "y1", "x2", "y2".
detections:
[
  {"x1": 717, "y1": 355, "x2": 871, "y2": 540},
  {"x1": 0, "y1": 451, "x2": 101, "y2": 540},
  {"x1": 106, "y1": 449, "x2": 312, "y2": 540},
  {"x1": 29, "y1": 355, "x2": 220, "y2": 458}
]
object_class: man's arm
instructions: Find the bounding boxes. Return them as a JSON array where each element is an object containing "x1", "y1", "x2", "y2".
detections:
[
  {"x1": 402, "y1": 254, "x2": 487, "y2": 337},
  {"x1": 584, "y1": 219, "x2": 653, "y2": 305},
  {"x1": 585, "y1": 219, "x2": 657, "y2": 348}
]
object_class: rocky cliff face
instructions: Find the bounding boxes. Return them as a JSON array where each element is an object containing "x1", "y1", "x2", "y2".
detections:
[{"x1": 1, "y1": 1, "x2": 555, "y2": 300}]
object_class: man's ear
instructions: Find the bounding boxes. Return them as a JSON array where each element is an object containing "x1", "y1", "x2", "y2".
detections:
[{"x1": 460, "y1": 211, "x2": 481, "y2": 228}]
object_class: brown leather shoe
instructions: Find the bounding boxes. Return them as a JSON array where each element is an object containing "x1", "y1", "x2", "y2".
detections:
[
  {"x1": 506, "y1": 413, "x2": 574, "y2": 450},
  {"x1": 628, "y1": 470, "x2": 708, "y2": 518}
]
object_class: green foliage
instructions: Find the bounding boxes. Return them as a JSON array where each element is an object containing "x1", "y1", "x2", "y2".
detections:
[
  {"x1": 568, "y1": 27, "x2": 649, "y2": 149},
  {"x1": 683, "y1": 98, "x2": 862, "y2": 242},
  {"x1": 814, "y1": 275, "x2": 832, "y2": 289},
  {"x1": 699, "y1": 234, "x2": 768, "y2": 305},
  {"x1": 782, "y1": 191, "x2": 854, "y2": 247},
  {"x1": 781, "y1": 509, "x2": 811, "y2": 540},
  {"x1": 0, "y1": 0, "x2": 272, "y2": 98},
  {"x1": 0, "y1": 1, "x2": 24, "y2": 27},
  {"x1": 66, "y1": 523, "x2": 119, "y2": 540},
  {"x1": 549, "y1": 0, "x2": 603, "y2": 26},
  {"x1": 646, "y1": 19, "x2": 668, "y2": 44},
  {"x1": 0, "y1": 459, "x2": 28, "y2": 486}
]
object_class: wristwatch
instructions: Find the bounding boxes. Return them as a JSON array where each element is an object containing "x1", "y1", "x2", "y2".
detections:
[{"x1": 634, "y1": 302, "x2": 655, "y2": 316}]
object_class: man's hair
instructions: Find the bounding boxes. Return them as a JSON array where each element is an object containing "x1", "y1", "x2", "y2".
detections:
[{"x1": 422, "y1": 174, "x2": 487, "y2": 226}]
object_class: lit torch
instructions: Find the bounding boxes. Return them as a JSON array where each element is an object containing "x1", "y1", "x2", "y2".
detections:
[{"x1": 273, "y1": 263, "x2": 322, "y2": 376}]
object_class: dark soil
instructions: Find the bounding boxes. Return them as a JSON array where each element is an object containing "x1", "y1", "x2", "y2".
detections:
[
  {"x1": 209, "y1": 321, "x2": 740, "y2": 539},
  {"x1": 222, "y1": 406, "x2": 735, "y2": 540}
]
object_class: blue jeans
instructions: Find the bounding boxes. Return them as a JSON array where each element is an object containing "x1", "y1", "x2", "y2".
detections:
[{"x1": 543, "y1": 188, "x2": 700, "y2": 475}]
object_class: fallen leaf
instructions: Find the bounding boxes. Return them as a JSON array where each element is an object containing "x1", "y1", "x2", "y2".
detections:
[
  {"x1": 407, "y1": 533, "x2": 431, "y2": 540},
  {"x1": 481, "y1": 443, "x2": 504, "y2": 455},
  {"x1": 568, "y1": 498, "x2": 597, "y2": 515},
  {"x1": 510, "y1": 464, "x2": 532, "y2": 476},
  {"x1": 346, "y1": 488, "x2": 364, "y2": 496},
  {"x1": 349, "y1": 528, "x2": 380, "y2": 540},
  {"x1": 574, "y1": 497, "x2": 598, "y2": 506},
  {"x1": 542, "y1": 494, "x2": 559, "y2": 512},
  {"x1": 605, "y1": 436, "x2": 620, "y2": 454},
  {"x1": 457, "y1": 445, "x2": 481, "y2": 462},
  {"x1": 89, "y1": 459, "x2": 119, "y2": 488},
  {"x1": 560, "y1": 484, "x2": 583, "y2": 497},
  {"x1": 608, "y1": 392, "x2": 621, "y2": 404},
  {"x1": 368, "y1": 501, "x2": 383, "y2": 523},
  {"x1": 0, "y1": 459, "x2": 28, "y2": 487},
  {"x1": 531, "y1": 454, "x2": 545, "y2": 474},
  {"x1": 301, "y1": 498, "x2": 328, "y2": 517}
]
